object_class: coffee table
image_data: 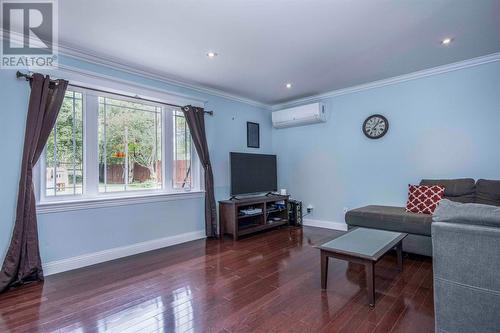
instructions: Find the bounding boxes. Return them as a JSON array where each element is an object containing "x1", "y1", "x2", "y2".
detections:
[{"x1": 316, "y1": 227, "x2": 407, "y2": 306}]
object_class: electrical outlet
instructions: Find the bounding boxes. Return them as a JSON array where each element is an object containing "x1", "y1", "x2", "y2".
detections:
[
  {"x1": 307, "y1": 204, "x2": 314, "y2": 214},
  {"x1": 343, "y1": 207, "x2": 349, "y2": 214}
]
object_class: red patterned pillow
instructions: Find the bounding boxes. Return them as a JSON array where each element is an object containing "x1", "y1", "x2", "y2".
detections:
[{"x1": 405, "y1": 185, "x2": 445, "y2": 214}]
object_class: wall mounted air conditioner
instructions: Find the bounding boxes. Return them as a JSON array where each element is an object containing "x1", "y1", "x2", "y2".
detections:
[{"x1": 272, "y1": 102, "x2": 327, "y2": 129}]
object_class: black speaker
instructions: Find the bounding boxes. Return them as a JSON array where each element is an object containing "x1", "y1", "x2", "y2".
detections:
[{"x1": 288, "y1": 200, "x2": 303, "y2": 226}]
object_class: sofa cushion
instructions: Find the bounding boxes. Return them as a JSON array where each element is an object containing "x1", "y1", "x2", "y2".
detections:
[
  {"x1": 345, "y1": 205, "x2": 432, "y2": 236},
  {"x1": 476, "y1": 179, "x2": 500, "y2": 207},
  {"x1": 419, "y1": 178, "x2": 475, "y2": 203},
  {"x1": 433, "y1": 199, "x2": 500, "y2": 228}
]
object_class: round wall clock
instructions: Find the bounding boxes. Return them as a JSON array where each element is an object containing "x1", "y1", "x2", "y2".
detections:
[{"x1": 363, "y1": 114, "x2": 389, "y2": 139}]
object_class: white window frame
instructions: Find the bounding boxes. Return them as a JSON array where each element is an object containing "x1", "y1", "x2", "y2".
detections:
[
  {"x1": 34, "y1": 68, "x2": 206, "y2": 213},
  {"x1": 172, "y1": 109, "x2": 198, "y2": 191},
  {"x1": 39, "y1": 87, "x2": 87, "y2": 201}
]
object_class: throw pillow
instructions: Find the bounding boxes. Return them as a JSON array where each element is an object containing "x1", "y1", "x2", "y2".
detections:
[{"x1": 406, "y1": 184, "x2": 445, "y2": 214}]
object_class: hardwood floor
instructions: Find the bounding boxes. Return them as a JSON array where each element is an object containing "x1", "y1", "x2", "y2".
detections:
[{"x1": 0, "y1": 226, "x2": 434, "y2": 333}]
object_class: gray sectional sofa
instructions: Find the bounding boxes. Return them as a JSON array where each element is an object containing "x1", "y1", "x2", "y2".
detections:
[
  {"x1": 432, "y1": 199, "x2": 500, "y2": 333},
  {"x1": 345, "y1": 178, "x2": 500, "y2": 256}
]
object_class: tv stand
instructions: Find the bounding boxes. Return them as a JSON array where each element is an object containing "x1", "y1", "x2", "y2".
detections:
[{"x1": 219, "y1": 194, "x2": 290, "y2": 240}]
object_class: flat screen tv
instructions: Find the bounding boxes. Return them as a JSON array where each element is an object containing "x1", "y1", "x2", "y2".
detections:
[{"x1": 230, "y1": 152, "x2": 277, "y2": 195}]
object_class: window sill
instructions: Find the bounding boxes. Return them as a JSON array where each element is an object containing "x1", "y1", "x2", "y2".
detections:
[{"x1": 36, "y1": 191, "x2": 205, "y2": 214}]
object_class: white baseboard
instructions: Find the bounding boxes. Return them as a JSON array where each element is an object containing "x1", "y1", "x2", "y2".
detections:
[
  {"x1": 42, "y1": 230, "x2": 206, "y2": 276},
  {"x1": 303, "y1": 219, "x2": 348, "y2": 231}
]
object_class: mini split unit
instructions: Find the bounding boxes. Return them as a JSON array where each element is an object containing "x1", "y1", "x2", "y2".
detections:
[{"x1": 272, "y1": 102, "x2": 327, "y2": 128}]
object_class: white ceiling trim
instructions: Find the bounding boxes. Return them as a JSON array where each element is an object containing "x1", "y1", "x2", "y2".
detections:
[
  {"x1": 3, "y1": 30, "x2": 498, "y2": 112},
  {"x1": 57, "y1": 42, "x2": 273, "y2": 110},
  {"x1": 33, "y1": 63, "x2": 208, "y2": 108},
  {"x1": 272, "y1": 52, "x2": 500, "y2": 110},
  {"x1": 0, "y1": 29, "x2": 272, "y2": 110}
]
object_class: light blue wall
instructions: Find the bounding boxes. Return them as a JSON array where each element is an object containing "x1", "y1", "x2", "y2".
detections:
[
  {"x1": 273, "y1": 61, "x2": 500, "y2": 224},
  {"x1": 2, "y1": 58, "x2": 498, "y2": 265},
  {"x1": 0, "y1": 56, "x2": 272, "y2": 263}
]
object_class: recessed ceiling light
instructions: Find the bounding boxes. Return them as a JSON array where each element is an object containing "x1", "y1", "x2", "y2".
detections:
[
  {"x1": 285, "y1": 83, "x2": 292, "y2": 89},
  {"x1": 207, "y1": 51, "x2": 218, "y2": 58},
  {"x1": 441, "y1": 38, "x2": 453, "y2": 45}
]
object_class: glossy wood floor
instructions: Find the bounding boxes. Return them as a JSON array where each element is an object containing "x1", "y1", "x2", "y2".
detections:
[{"x1": 0, "y1": 226, "x2": 434, "y2": 333}]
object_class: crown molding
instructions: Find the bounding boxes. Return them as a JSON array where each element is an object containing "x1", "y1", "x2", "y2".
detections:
[
  {"x1": 57, "y1": 42, "x2": 273, "y2": 110},
  {"x1": 272, "y1": 52, "x2": 500, "y2": 110},
  {"x1": 1, "y1": 29, "x2": 272, "y2": 110},
  {"x1": 34, "y1": 63, "x2": 208, "y2": 108},
  {"x1": 3, "y1": 29, "x2": 498, "y2": 112}
]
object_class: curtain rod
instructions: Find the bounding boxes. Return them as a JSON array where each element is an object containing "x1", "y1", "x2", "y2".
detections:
[{"x1": 16, "y1": 71, "x2": 213, "y2": 116}]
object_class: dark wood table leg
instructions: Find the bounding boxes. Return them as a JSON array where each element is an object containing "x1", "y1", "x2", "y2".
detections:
[
  {"x1": 366, "y1": 261, "x2": 375, "y2": 307},
  {"x1": 321, "y1": 251, "x2": 329, "y2": 289},
  {"x1": 396, "y1": 241, "x2": 403, "y2": 272}
]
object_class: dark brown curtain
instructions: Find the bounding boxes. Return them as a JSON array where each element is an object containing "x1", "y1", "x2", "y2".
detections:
[
  {"x1": 0, "y1": 74, "x2": 68, "y2": 293},
  {"x1": 182, "y1": 106, "x2": 217, "y2": 237}
]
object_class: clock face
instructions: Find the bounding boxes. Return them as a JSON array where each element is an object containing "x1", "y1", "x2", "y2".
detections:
[{"x1": 363, "y1": 114, "x2": 389, "y2": 139}]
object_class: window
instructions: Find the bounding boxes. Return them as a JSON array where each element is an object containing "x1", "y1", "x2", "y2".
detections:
[
  {"x1": 173, "y1": 109, "x2": 192, "y2": 190},
  {"x1": 45, "y1": 91, "x2": 83, "y2": 196},
  {"x1": 98, "y1": 97, "x2": 162, "y2": 193},
  {"x1": 38, "y1": 86, "x2": 200, "y2": 205}
]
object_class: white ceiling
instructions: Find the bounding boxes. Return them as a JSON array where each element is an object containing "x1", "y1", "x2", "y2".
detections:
[{"x1": 52, "y1": 0, "x2": 500, "y2": 105}]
